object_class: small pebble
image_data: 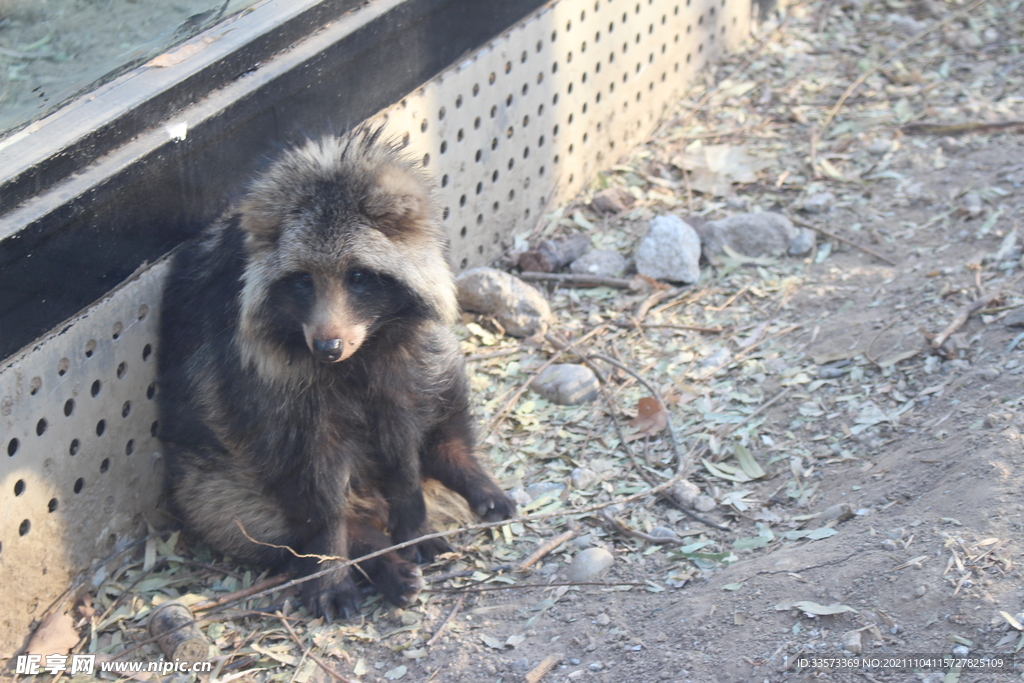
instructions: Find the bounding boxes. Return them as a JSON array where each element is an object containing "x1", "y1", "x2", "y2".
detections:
[
  {"x1": 650, "y1": 526, "x2": 679, "y2": 542},
  {"x1": 635, "y1": 215, "x2": 702, "y2": 283},
  {"x1": 867, "y1": 139, "x2": 894, "y2": 155},
  {"x1": 962, "y1": 190, "x2": 983, "y2": 218},
  {"x1": 569, "y1": 249, "x2": 628, "y2": 278},
  {"x1": 952, "y1": 645, "x2": 970, "y2": 657},
  {"x1": 571, "y1": 467, "x2": 600, "y2": 491},
  {"x1": 801, "y1": 191, "x2": 835, "y2": 214},
  {"x1": 524, "y1": 481, "x2": 566, "y2": 500},
  {"x1": 530, "y1": 364, "x2": 600, "y2": 405},
  {"x1": 595, "y1": 613, "x2": 611, "y2": 626},
  {"x1": 914, "y1": 585, "x2": 928, "y2": 598},
  {"x1": 881, "y1": 539, "x2": 898, "y2": 551},
  {"x1": 841, "y1": 630, "x2": 863, "y2": 655},
  {"x1": 568, "y1": 548, "x2": 615, "y2": 582},
  {"x1": 511, "y1": 659, "x2": 531, "y2": 673},
  {"x1": 588, "y1": 662, "x2": 605, "y2": 671},
  {"x1": 694, "y1": 495, "x2": 717, "y2": 512}
]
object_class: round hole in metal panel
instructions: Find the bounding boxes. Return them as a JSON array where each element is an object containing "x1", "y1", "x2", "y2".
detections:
[
  {"x1": 137, "y1": 303, "x2": 149, "y2": 320},
  {"x1": 539, "y1": 165, "x2": 546, "y2": 176},
  {"x1": 48, "y1": 498, "x2": 58, "y2": 513},
  {"x1": 474, "y1": 117, "x2": 481, "y2": 130},
  {"x1": 64, "y1": 399, "x2": 74, "y2": 417},
  {"x1": 151, "y1": 421, "x2": 159, "y2": 437},
  {"x1": 505, "y1": 61, "x2": 511, "y2": 73},
  {"x1": 147, "y1": 383, "x2": 156, "y2": 400},
  {"x1": 492, "y1": 202, "x2": 499, "y2": 213},
  {"x1": 96, "y1": 419, "x2": 106, "y2": 437},
  {"x1": 401, "y1": 132, "x2": 410, "y2": 147},
  {"x1": 490, "y1": 137, "x2": 498, "y2": 151},
  {"x1": 100, "y1": 458, "x2": 110, "y2": 473},
  {"x1": 85, "y1": 339, "x2": 96, "y2": 357},
  {"x1": 122, "y1": 401, "x2": 131, "y2": 418},
  {"x1": 36, "y1": 418, "x2": 47, "y2": 436},
  {"x1": 476, "y1": 214, "x2": 483, "y2": 225},
  {"x1": 441, "y1": 174, "x2": 449, "y2": 188},
  {"x1": 74, "y1": 478, "x2": 84, "y2": 493},
  {"x1": 492, "y1": 170, "x2": 499, "y2": 183},
  {"x1": 506, "y1": 94, "x2": 513, "y2": 107},
  {"x1": 508, "y1": 189, "x2": 516, "y2": 202},
  {"x1": 460, "y1": 195, "x2": 467, "y2": 207},
  {"x1": 551, "y1": 30, "x2": 556, "y2": 42},
  {"x1": 112, "y1": 321, "x2": 123, "y2": 340},
  {"x1": 19, "y1": 520, "x2": 30, "y2": 536},
  {"x1": 456, "y1": 94, "x2": 463, "y2": 108},
  {"x1": 459, "y1": 257, "x2": 468, "y2": 270},
  {"x1": 488, "y1": 72, "x2": 495, "y2": 85},
  {"x1": 522, "y1": 83, "x2": 528, "y2": 96},
  {"x1": 475, "y1": 182, "x2": 483, "y2": 195},
  {"x1": 422, "y1": 153, "x2": 430, "y2": 167},
  {"x1": 126, "y1": 439, "x2": 134, "y2": 456},
  {"x1": 57, "y1": 358, "x2": 69, "y2": 377},
  {"x1": 553, "y1": 124, "x2": 559, "y2": 135},
  {"x1": 91, "y1": 380, "x2": 101, "y2": 397},
  {"x1": 7, "y1": 438, "x2": 18, "y2": 456},
  {"x1": 569, "y1": 143, "x2": 574, "y2": 154},
  {"x1": 508, "y1": 158, "x2": 514, "y2": 170},
  {"x1": 520, "y1": 50, "x2": 527, "y2": 63},
  {"x1": 420, "y1": 119, "x2": 428, "y2": 133},
  {"x1": 477, "y1": 245, "x2": 484, "y2": 254},
  {"x1": 490, "y1": 105, "x2": 497, "y2": 118},
  {"x1": 117, "y1": 362, "x2": 127, "y2": 379},
  {"x1": 443, "y1": 207, "x2": 450, "y2": 220},
  {"x1": 142, "y1": 344, "x2": 152, "y2": 361},
  {"x1": 472, "y1": 83, "x2": 479, "y2": 97},
  {"x1": 459, "y1": 226, "x2": 467, "y2": 238},
  {"x1": 69, "y1": 439, "x2": 80, "y2": 456},
  {"x1": 14, "y1": 479, "x2": 25, "y2": 496}
]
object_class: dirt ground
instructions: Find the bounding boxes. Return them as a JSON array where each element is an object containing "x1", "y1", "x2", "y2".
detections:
[{"x1": 20, "y1": 0, "x2": 1024, "y2": 681}]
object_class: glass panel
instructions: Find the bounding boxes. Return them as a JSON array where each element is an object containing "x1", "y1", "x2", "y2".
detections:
[{"x1": 0, "y1": 0, "x2": 260, "y2": 137}]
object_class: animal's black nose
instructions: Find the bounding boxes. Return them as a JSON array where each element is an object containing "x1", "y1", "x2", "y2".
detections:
[{"x1": 313, "y1": 338, "x2": 343, "y2": 362}]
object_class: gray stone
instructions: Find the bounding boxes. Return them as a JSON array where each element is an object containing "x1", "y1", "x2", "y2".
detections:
[
  {"x1": 567, "y1": 547, "x2": 614, "y2": 582},
  {"x1": 841, "y1": 630, "x2": 863, "y2": 654},
  {"x1": 650, "y1": 526, "x2": 679, "y2": 542},
  {"x1": 693, "y1": 495, "x2": 717, "y2": 512},
  {"x1": 571, "y1": 467, "x2": 600, "y2": 490},
  {"x1": 634, "y1": 215, "x2": 702, "y2": 283},
  {"x1": 670, "y1": 480, "x2": 701, "y2": 507},
  {"x1": 569, "y1": 250, "x2": 628, "y2": 278},
  {"x1": 700, "y1": 212, "x2": 807, "y2": 258},
  {"x1": 525, "y1": 481, "x2": 566, "y2": 501},
  {"x1": 963, "y1": 190, "x2": 983, "y2": 218},
  {"x1": 867, "y1": 138, "x2": 894, "y2": 156},
  {"x1": 456, "y1": 267, "x2": 553, "y2": 337},
  {"x1": 530, "y1": 364, "x2": 600, "y2": 405},
  {"x1": 801, "y1": 191, "x2": 835, "y2": 214},
  {"x1": 788, "y1": 227, "x2": 817, "y2": 256},
  {"x1": 1004, "y1": 307, "x2": 1024, "y2": 327},
  {"x1": 511, "y1": 659, "x2": 531, "y2": 673}
]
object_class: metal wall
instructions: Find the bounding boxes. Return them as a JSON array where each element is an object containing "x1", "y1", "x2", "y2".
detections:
[{"x1": 0, "y1": 0, "x2": 752, "y2": 653}]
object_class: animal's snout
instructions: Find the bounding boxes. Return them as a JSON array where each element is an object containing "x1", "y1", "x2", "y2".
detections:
[{"x1": 313, "y1": 338, "x2": 344, "y2": 363}]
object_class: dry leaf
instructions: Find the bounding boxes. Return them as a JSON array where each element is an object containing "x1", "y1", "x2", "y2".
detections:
[
  {"x1": 146, "y1": 34, "x2": 221, "y2": 68},
  {"x1": 26, "y1": 612, "x2": 79, "y2": 654},
  {"x1": 626, "y1": 397, "x2": 668, "y2": 441}
]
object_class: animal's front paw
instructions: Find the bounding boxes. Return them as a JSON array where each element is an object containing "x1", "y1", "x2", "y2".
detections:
[
  {"x1": 469, "y1": 487, "x2": 517, "y2": 522},
  {"x1": 301, "y1": 566, "x2": 362, "y2": 621},
  {"x1": 411, "y1": 533, "x2": 453, "y2": 563},
  {"x1": 373, "y1": 558, "x2": 425, "y2": 607}
]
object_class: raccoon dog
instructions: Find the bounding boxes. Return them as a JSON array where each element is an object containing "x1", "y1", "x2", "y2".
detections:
[{"x1": 157, "y1": 127, "x2": 516, "y2": 619}]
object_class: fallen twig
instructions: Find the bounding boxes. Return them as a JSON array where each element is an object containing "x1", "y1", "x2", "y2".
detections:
[
  {"x1": 517, "y1": 530, "x2": 578, "y2": 572},
  {"x1": 525, "y1": 653, "x2": 563, "y2": 683},
  {"x1": 465, "y1": 347, "x2": 521, "y2": 362},
  {"x1": 716, "y1": 387, "x2": 792, "y2": 438},
  {"x1": 932, "y1": 273, "x2": 1024, "y2": 349},
  {"x1": 517, "y1": 272, "x2": 637, "y2": 289},
  {"x1": 613, "y1": 321, "x2": 724, "y2": 334},
  {"x1": 599, "y1": 509, "x2": 690, "y2": 546},
  {"x1": 789, "y1": 214, "x2": 898, "y2": 266},
  {"x1": 902, "y1": 121, "x2": 1024, "y2": 137},
  {"x1": 278, "y1": 613, "x2": 355, "y2": 683},
  {"x1": 192, "y1": 575, "x2": 290, "y2": 612},
  {"x1": 545, "y1": 332, "x2": 608, "y2": 383},
  {"x1": 426, "y1": 594, "x2": 464, "y2": 647}
]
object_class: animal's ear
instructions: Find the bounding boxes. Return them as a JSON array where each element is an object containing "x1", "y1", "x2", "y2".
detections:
[
  {"x1": 238, "y1": 201, "x2": 283, "y2": 250},
  {"x1": 363, "y1": 164, "x2": 429, "y2": 238}
]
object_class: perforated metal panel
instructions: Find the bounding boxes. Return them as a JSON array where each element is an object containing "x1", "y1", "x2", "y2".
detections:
[
  {"x1": 379, "y1": 0, "x2": 750, "y2": 269},
  {"x1": 0, "y1": 0, "x2": 750, "y2": 652}
]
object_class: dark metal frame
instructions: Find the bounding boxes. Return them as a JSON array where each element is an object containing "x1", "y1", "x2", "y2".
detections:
[{"x1": 0, "y1": 0, "x2": 547, "y2": 362}]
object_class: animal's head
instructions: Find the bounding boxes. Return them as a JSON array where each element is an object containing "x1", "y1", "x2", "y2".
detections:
[{"x1": 236, "y1": 127, "x2": 457, "y2": 372}]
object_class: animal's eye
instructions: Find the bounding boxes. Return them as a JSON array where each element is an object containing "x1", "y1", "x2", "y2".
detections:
[
  {"x1": 349, "y1": 270, "x2": 367, "y2": 285},
  {"x1": 298, "y1": 272, "x2": 313, "y2": 286}
]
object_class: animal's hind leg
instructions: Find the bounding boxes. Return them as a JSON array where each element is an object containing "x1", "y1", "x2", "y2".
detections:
[
  {"x1": 171, "y1": 451, "x2": 297, "y2": 567},
  {"x1": 347, "y1": 494, "x2": 424, "y2": 607},
  {"x1": 421, "y1": 416, "x2": 516, "y2": 523}
]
